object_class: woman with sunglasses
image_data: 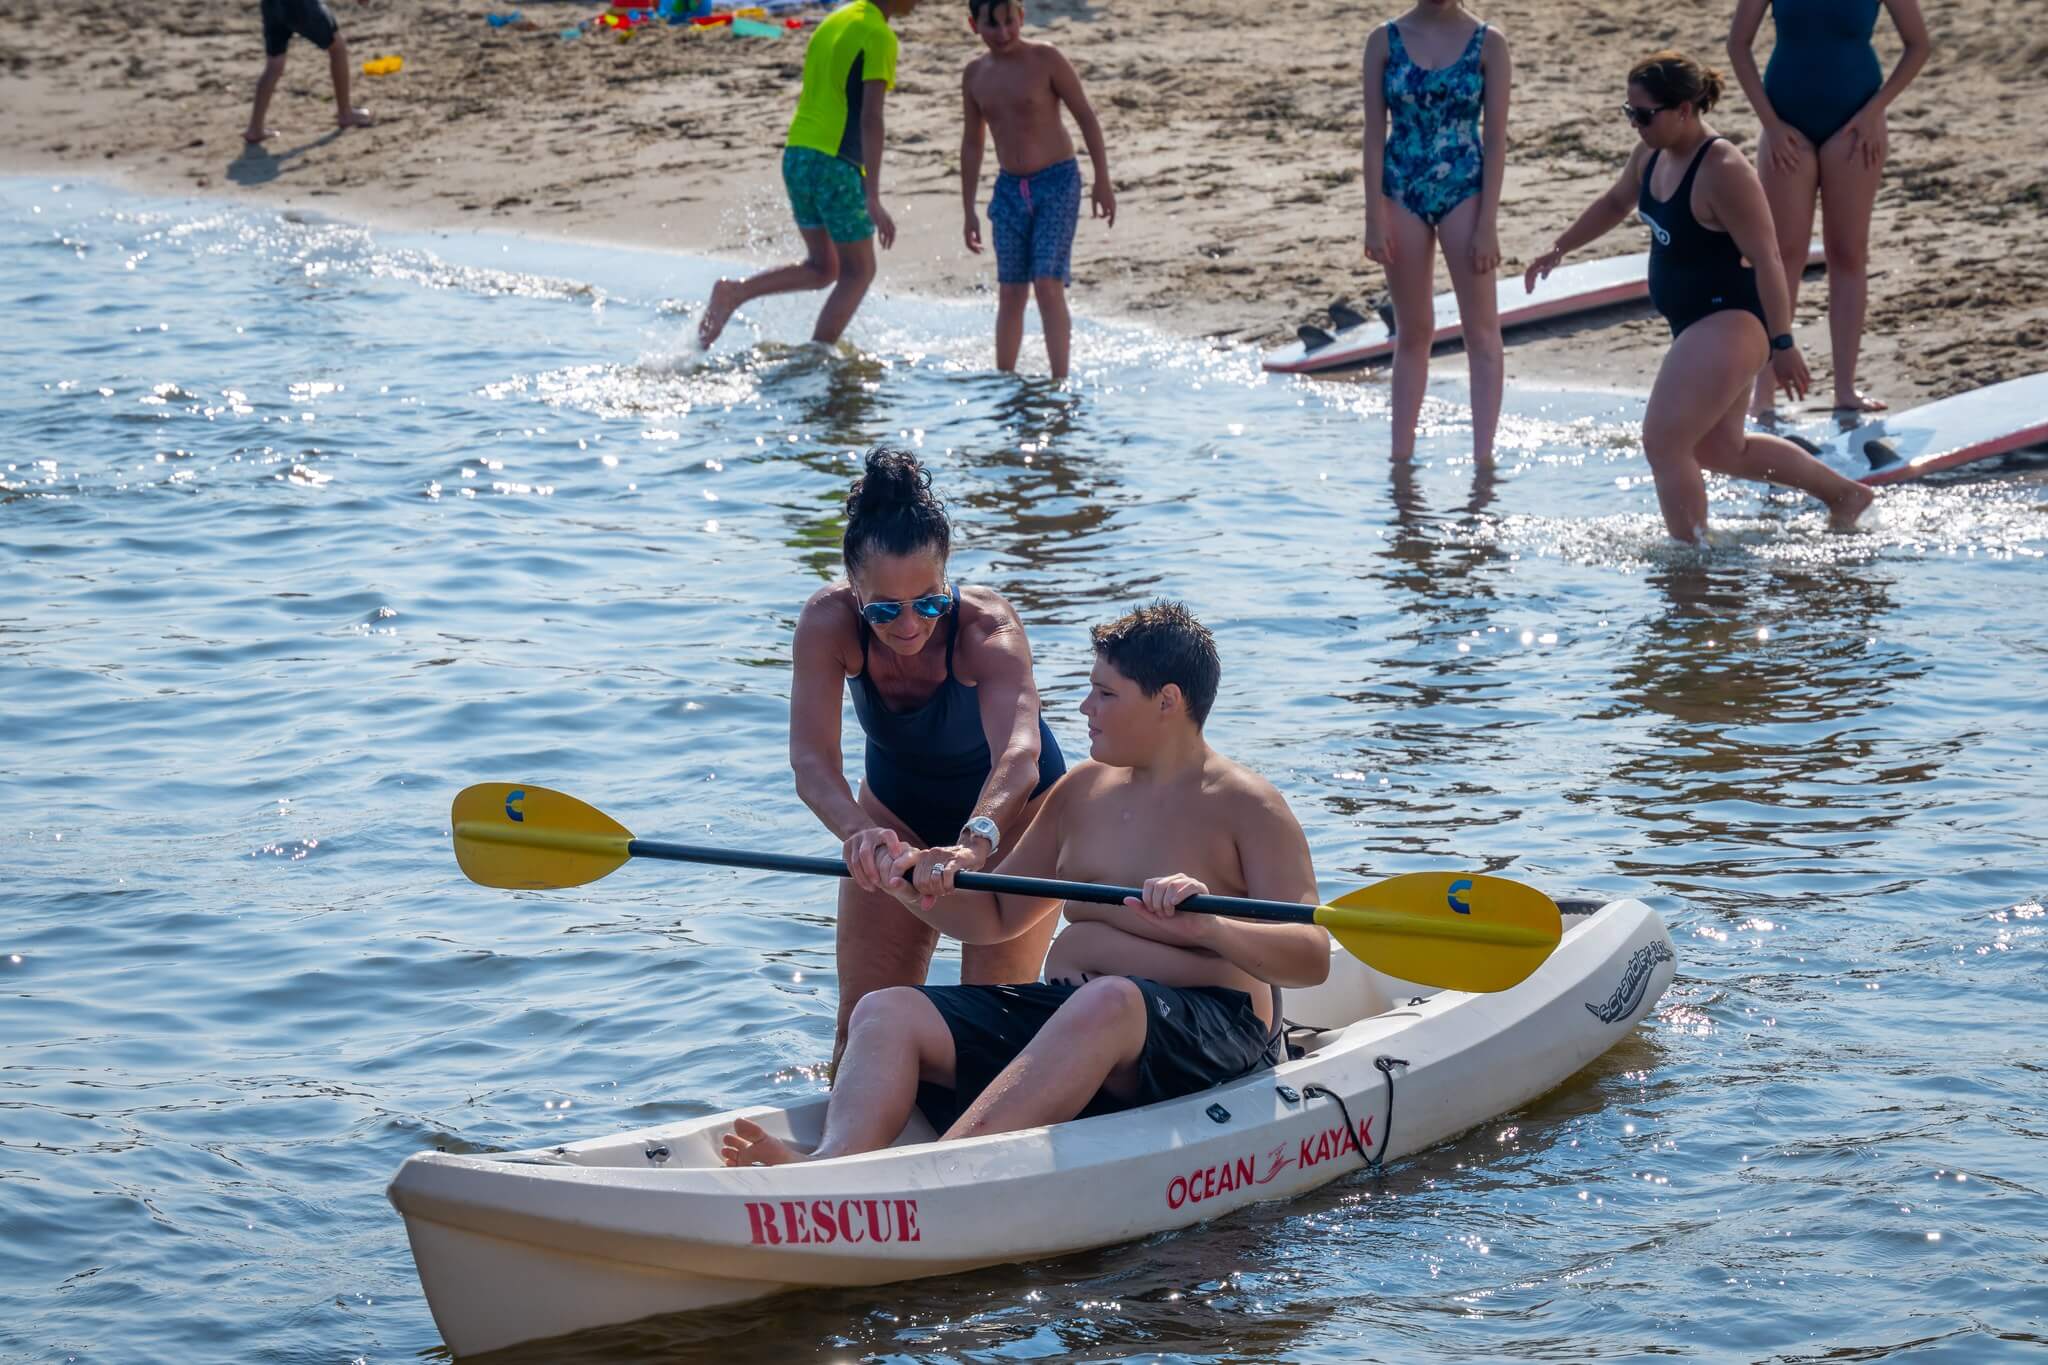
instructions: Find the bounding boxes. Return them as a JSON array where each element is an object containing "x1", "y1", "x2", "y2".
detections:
[
  {"x1": 789, "y1": 445, "x2": 1066, "y2": 1068},
  {"x1": 1524, "y1": 50, "x2": 1872, "y2": 543},
  {"x1": 1729, "y1": 0, "x2": 1931, "y2": 416}
]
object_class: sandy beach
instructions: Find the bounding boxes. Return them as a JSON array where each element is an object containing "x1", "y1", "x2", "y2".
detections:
[{"x1": 3, "y1": 0, "x2": 2041, "y2": 403}]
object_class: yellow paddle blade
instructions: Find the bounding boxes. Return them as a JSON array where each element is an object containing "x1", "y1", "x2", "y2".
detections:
[
  {"x1": 451, "y1": 782, "x2": 634, "y2": 890},
  {"x1": 1320, "y1": 872, "x2": 1563, "y2": 992}
]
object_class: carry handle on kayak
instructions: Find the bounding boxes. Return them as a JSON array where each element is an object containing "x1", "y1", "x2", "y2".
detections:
[{"x1": 450, "y1": 783, "x2": 1564, "y2": 992}]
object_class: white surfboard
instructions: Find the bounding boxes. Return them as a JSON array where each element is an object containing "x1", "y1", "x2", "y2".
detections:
[
  {"x1": 1785, "y1": 371, "x2": 2048, "y2": 487},
  {"x1": 1262, "y1": 242, "x2": 1827, "y2": 375}
]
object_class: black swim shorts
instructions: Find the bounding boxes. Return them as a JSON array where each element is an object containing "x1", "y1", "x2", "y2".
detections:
[
  {"x1": 261, "y1": 0, "x2": 340, "y2": 57},
  {"x1": 913, "y1": 978, "x2": 1276, "y2": 1134}
]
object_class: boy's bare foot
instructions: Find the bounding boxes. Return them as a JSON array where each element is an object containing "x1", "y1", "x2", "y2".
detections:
[
  {"x1": 697, "y1": 279, "x2": 743, "y2": 349},
  {"x1": 338, "y1": 108, "x2": 373, "y2": 130},
  {"x1": 1832, "y1": 390, "x2": 1887, "y2": 414},
  {"x1": 1827, "y1": 482, "x2": 1875, "y2": 532},
  {"x1": 719, "y1": 1116, "x2": 809, "y2": 1167},
  {"x1": 243, "y1": 127, "x2": 275, "y2": 145}
]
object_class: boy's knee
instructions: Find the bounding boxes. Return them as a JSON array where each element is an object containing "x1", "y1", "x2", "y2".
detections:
[
  {"x1": 1065, "y1": 976, "x2": 1145, "y2": 1030},
  {"x1": 850, "y1": 985, "x2": 928, "y2": 1035}
]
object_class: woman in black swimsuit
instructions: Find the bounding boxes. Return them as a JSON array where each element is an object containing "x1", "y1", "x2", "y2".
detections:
[
  {"x1": 1525, "y1": 50, "x2": 1873, "y2": 543},
  {"x1": 789, "y1": 447, "x2": 1066, "y2": 1067}
]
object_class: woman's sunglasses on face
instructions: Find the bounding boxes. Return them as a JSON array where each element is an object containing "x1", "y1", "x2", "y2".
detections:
[
  {"x1": 1621, "y1": 101, "x2": 1671, "y2": 128},
  {"x1": 860, "y1": 589, "x2": 953, "y2": 626}
]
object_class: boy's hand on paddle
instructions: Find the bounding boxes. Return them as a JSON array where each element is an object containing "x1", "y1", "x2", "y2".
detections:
[
  {"x1": 1523, "y1": 246, "x2": 1564, "y2": 295},
  {"x1": 963, "y1": 210, "x2": 982, "y2": 254},
  {"x1": 1092, "y1": 180, "x2": 1116, "y2": 228},
  {"x1": 869, "y1": 196, "x2": 896, "y2": 250},
  {"x1": 1125, "y1": 874, "x2": 1218, "y2": 943},
  {"x1": 1771, "y1": 344, "x2": 1812, "y2": 403},
  {"x1": 843, "y1": 827, "x2": 907, "y2": 893}
]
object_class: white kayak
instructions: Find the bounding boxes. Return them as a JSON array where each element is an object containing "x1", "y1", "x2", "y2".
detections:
[{"x1": 389, "y1": 898, "x2": 1675, "y2": 1357}]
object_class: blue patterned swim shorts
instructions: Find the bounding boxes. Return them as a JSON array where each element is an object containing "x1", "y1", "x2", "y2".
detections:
[{"x1": 989, "y1": 158, "x2": 1081, "y2": 286}]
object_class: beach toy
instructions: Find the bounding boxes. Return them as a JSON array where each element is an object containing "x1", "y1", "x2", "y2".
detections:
[
  {"x1": 731, "y1": 15, "x2": 783, "y2": 36},
  {"x1": 559, "y1": 25, "x2": 582, "y2": 37},
  {"x1": 360, "y1": 55, "x2": 403, "y2": 76},
  {"x1": 486, "y1": 11, "x2": 523, "y2": 26}
]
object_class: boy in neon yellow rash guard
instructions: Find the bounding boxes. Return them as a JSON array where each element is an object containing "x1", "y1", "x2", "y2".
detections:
[{"x1": 698, "y1": 0, "x2": 919, "y2": 351}]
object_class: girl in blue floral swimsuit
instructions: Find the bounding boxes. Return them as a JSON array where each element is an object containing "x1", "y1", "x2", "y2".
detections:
[{"x1": 1363, "y1": 3, "x2": 1511, "y2": 465}]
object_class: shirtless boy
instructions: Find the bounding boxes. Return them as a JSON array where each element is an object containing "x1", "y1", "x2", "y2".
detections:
[
  {"x1": 722, "y1": 602, "x2": 1329, "y2": 1166},
  {"x1": 959, "y1": 0, "x2": 1115, "y2": 381}
]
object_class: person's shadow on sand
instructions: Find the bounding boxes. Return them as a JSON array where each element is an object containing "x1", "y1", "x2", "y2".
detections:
[{"x1": 227, "y1": 130, "x2": 342, "y2": 186}]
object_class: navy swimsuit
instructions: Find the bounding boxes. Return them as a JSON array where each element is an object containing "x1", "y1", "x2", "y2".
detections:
[
  {"x1": 1639, "y1": 138, "x2": 1766, "y2": 338},
  {"x1": 848, "y1": 594, "x2": 1065, "y2": 848}
]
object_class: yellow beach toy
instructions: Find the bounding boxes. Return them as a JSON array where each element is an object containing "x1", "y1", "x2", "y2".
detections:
[{"x1": 361, "y1": 55, "x2": 404, "y2": 76}]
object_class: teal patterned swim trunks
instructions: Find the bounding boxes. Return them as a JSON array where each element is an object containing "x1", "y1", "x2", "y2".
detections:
[{"x1": 781, "y1": 146, "x2": 874, "y2": 244}]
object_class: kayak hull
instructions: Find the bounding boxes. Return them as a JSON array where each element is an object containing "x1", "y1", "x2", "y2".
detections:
[{"x1": 390, "y1": 898, "x2": 1674, "y2": 1356}]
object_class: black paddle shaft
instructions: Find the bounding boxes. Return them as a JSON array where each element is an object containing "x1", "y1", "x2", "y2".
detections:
[{"x1": 625, "y1": 839, "x2": 1317, "y2": 925}]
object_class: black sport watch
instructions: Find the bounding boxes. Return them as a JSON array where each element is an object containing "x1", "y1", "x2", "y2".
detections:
[{"x1": 1769, "y1": 333, "x2": 1796, "y2": 352}]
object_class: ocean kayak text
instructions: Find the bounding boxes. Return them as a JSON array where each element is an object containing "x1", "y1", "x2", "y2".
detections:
[{"x1": 1166, "y1": 1115, "x2": 1374, "y2": 1209}]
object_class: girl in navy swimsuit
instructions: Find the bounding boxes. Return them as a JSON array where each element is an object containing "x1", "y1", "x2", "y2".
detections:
[
  {"x1": 1728, "y1": 0, "x2": 1932, "y2": 415},
  {"x1": 1361, "y1": 1, "x2": 1513, "y2": 466},
  {"x1": 788, "y1": 447, "x2": 1066, "y2": 1067},
  {"x1": 1525, "y1": 51, "x2": 1873, "y2": 543}
]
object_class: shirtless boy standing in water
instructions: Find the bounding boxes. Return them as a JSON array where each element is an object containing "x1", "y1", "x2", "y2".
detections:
[
  {"x1": 723, "y1": 603, "x2": 1329, "y2": 1166},
  {"x1": 959, "y1": 0, "x2": 1115, "y2": 381}
]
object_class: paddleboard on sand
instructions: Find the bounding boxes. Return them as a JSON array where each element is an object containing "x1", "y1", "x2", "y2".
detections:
[
  {"x1": 1263, "y1": 242, "x2": 1827, "y2": 375},
  {"x1": 1784, "y1": 371, "x2": 2048, "y2": 487}
]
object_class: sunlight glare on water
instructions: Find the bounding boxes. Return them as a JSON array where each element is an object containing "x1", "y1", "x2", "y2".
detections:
[{"x1": 3, "y1": 180, "x2": 2044, "y2": 1363}]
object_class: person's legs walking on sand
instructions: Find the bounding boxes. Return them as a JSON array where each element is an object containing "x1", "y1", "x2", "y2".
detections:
[
  {"x1": 246, "y1": 54, "x2": 288, "y2": 144},
  {"x1": 327, "y1": 31, "x2": 372, "y2": 131}
]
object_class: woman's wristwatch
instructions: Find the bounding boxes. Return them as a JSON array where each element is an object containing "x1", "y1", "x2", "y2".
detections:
[
  {"x1": 961, "y1": 816, "x2": 1001, "y2": 857},
  {"x1": 1770, "y1": 333, "x2": 1796, "y2": 352}
]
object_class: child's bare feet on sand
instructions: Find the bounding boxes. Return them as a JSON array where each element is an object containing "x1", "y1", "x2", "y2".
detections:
[
  {"x1": 1827, "y1": 482, "x2": 1875, "y2": 532},
  {"x1": 697, "y1": 279, "x2": 742, "y2": 349},
  {"x1": 243, "y1": 127, "x2": 275, "y2": 145},
  {"x1": 718, "y1": 1116, "x2": 809, "y2": 1167},
  {"x1": 1832, "y1": 390, "x2": 1888, "y2": 414},
  {"x1": 338, "y1": 108, "x2": 373, "y2": 130}
]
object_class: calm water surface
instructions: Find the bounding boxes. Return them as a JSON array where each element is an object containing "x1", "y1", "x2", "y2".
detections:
[{"x1": 3, "y1": 180, "x2": 2044, "y2": 1363}]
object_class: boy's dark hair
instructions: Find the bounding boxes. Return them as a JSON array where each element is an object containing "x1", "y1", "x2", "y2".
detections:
[
  {"x1": 843, "y1": 445, "x2": 951, "y2": 575},
  {"x1": 1090, "y1": 601, "x2": 1220, "y2": 729},
  {"x1": 967, "y1": 0, "x2": 1014, "y2": 24}
]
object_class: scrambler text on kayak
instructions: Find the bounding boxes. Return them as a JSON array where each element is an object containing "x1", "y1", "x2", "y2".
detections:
[{"x1": 1167, "y1": 1115, "x2": 1374, "y2": 1209}]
